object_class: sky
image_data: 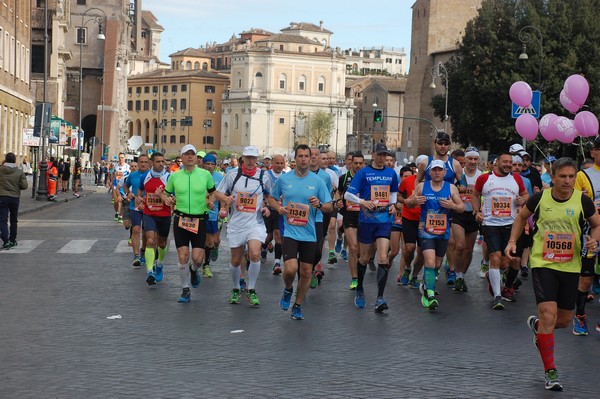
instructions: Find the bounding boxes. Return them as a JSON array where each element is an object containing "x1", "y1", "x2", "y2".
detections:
[{"x1": 143, "y1": 0, "x2": 413, "y2": 62}]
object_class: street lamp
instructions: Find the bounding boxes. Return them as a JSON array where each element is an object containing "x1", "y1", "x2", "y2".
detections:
[
  {"x1": 78, "y1": 7, "x2": 106, "y2": 160},
  {"x1": 429, "y1": 61, "x2": 449, "y2": 133},
  {"x1": 518, "y1": 25, "x2": 543, "y2": 148}
]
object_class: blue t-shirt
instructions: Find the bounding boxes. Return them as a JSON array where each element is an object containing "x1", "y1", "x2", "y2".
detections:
[
  {"x1": 311, "y1": 168, "x2": 332, "y2": 223},
  {"x1": 125, "y1": 170, "x2": 148, "y2": 211},
  {"x1": 208, "y1": 171, "x2": 224, "y2": 221},
  {"x1": 271, "y1": 171, "x2": 332, "y2": 242},
  {"x1": 347, "y1": 165, "x2": 399, "y2": 224},
  {"x1": 541, "y1": 172, "x2": 552, "y2": 187},
  {"x1": 419, "y1": 181, "x2": 452, "y2": 240},
  {"x1": 425, "y1": 156, "x2": 457, "y2": 183}
]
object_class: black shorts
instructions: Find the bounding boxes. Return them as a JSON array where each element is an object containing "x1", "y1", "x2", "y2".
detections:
[
  {"x1": 515, "y1": 230, "x2": 531, "y2": 258},
  {"x1": 452, "y1": 211, "x2": 480, "y2": 234},
  {"x1": 320, "y1": 215, "x2": 330, "y2": 238},
  {"x1": 282, "y1": 238, "x2": 317, "y2": 264},
  {"x1": 172, "y1": 215, "x2": 207, "y2": 249},
  {"x1": 481, "y1": 225, "x2": 512, "y2": 254},
  {"x1": 61, "y1": 174, "x2": 70, "y2": 181},
  {"x1": 342, "y1": 212, "x2": 359, "y2": 229},
  {"x1": 531, "y1": 267, "x2": 579, "y2": 310},
  {"x1": 402, "y1": 217, "x2": 421, "y2": 246},
  {"x1": 263, "y1": 211, "x2": 280, "y2": 234},
  {"x1": 329, "y1": 209, "x2": 339, "y2": 219},
  {"x1": 580, "y1": 256, "x2": 596, "y2": 277},
  {"x1": 420, "y1": 238, "x2": 449, "y2": 258}
]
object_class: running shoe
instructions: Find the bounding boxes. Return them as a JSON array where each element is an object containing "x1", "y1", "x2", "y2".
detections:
[
  {"x1": 399, "y1": 269, "x2": 411, "y2": 285},
  {"x1": 114, "y1": 213, "x2": 119, "y2": 221},
  {"x1": 132, "y1": 256, "x2": 142, "y2": 268},
  {"x1": 335, "y1": 238, "x2": 343, "y2": 253},
  {"x1": 427, "y1": 296, "x2": 439, "y2": 311},
  {"x1": 190, "y1": 265, "x2": 201, "y2": 288},
  {"x1": 527, "y1": 315, "x2": 539, "y2": 350},
  {"x1": 1, "y1": 242, "x2": 10, "y2": 250},
  {"x1": 368, "y1": 258, "x2": 376, "y2": 271},
  {"x1": 230, "y1": 288, "x2": 241, "y2": 304},
  {"x1": 572, "y1": 315, "x2": 589, "y2": 336},
  {"x1": 596, "y1": 321, "x2": 600, "y2": 333},
  {"x1": 268, "y1": 242, "x2": 274, "y2": 253},
  {"x1": 446, "y1": 270, "x2": 456, "y2": 286},
  {"x1": 260, "y1": 248, "x2": 268, "y2": 263},
  {"x1": 484, "y1": 271, "x2": 494, "y2": 297},
  {"x1": 544, "y1": 369, "x2": 563, "y2": 391},
  {"x1": 310, "y1": 272, "x2": 318, "y2": 289},
  {"x1": 419, "y1": 282, "x2": 429, "y2": 308},
  {"x1": 210, "y1": 247, "x2": 218, "y2": 261},
  {"x1": 520, "y1": 265, "x2": 529, "y2": 278},
  {"x1": 315, "y1": 265, "x2": 324, "y2": 285},
  {"x1": 140, "y1": 254, "x2": 146, "y2": 267},
  {"x1": 202, "y1": 265, "x2": 213, "y2": 278},
  {"x1": 492, "y1": 296, "x2": 505, "y2": 310},
  {"x1": 291, "y1": 304, "x2": 304, "y2": 320},
  {"x1": 177, "y1": 288, "x2": 191, "y2": 303},
  {"x1": 239, "y1": 278, "x2": 247, "y2": 291},
  {"x1": 592, "y1": 279, "x2": 600, "y2": 295},
  {"x1": 246, "y1": 289, "x2": 260, "y2": 306},
  {"x1": 340, "y1": 249, "x2": 348, "y2": 261},
  {"x1": 146, "y1": 271, "x2": 156, "y2": 286},
  {"x1": 409, "y1": 277, "x2": 419, "y2": 288},
  {"x1": 453, "y1": 277, "x2": 468, "y2": 292},
  {"x1": 118, "y1": 216, "x2": 123, "y2": 224},
  {"x1": 501, "y1": 287, "x2": 517, "y2": 302},
  {"x1": 154, "y1": 263, "x2": 164, "y2": 283},
  {"x1": 327, "y1": 251, "x2": 337, "y2": 265},
  {"x1": 349, "y1": 278, "x2": 358, "y2": 290},
  {"x1": 280, "y1": 287, "x2": 293, "y2": 310},
  {"x1": 354, "y1": 289, "x2": 366, "y2": 308},
  {"x1": 375, "y1": 296, "x2": 388, "y2": 313},
  {"x1": 479, "y1": 261, "x2": 489, "y2": 278},
  {"x1": 513, "y1": 277, "x2": 523, "y2": 290},
  {"x1": 272, "y1": 260, "x2": 282, "y2": 275}
]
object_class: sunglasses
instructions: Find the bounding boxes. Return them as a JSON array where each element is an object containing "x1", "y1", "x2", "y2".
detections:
[{"x1": 436, "y1": 141, "x2": 451, "y2": 146}]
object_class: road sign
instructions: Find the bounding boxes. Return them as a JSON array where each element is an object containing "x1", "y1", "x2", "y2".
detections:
[{"x1": 512, "y1": 90, "x2": 541, "y2": 118}]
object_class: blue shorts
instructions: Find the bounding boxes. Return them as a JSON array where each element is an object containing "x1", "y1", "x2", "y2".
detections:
[
  {"x1": 130, "y1": 209, "x2": 143, "y2": 227},
  {"x1": 206, "y1": 220, "x2": 219, "y2": 234},
  {"x1": 142, "y1": 214, "x2": 171, "y2": 238},
  {"x1": 358, "y1": 223, "x2": 391, "y2": 244}
]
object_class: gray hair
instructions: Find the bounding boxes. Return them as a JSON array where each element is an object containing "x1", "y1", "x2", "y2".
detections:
[{"x1": 551, "y1": 157, "x2": 578, "y2": 176}]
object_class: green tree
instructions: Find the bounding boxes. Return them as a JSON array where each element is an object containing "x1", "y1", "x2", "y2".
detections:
[{"x1": 308, "y1": 110, "x2": 334, "y2": 146}]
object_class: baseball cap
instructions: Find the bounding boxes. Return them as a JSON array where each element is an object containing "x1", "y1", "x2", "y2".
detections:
[
  {"x1": 592, "y1": 136, "x2": 600, "y2": 148},
  {"x1": 181, "y1": 144, "x2": 197, "y2": 155},
  {"x1": 435, "y1": 132, "x2": 451, "y2": 143},
  {"x1": 373, "y1": 143, "x2": 391, "y2": 155},
  {"x1": 545, "y1": 155, "x2": 557, "y2": 164},
  {"x1": 203, "y1": 154, "x2": 217, "y2": 164},
  {"x1": 242, "y1": 146, "x2": 259, "y2": 157},
  {"x1": 488, "y1": 154, "x2": 498, "y2": 164},
  {"x1": 430, "y1": 159, "x2": 445, "y2": 169},
  {"x1": 263, "y1": 155, "x2": 272, "y2": 160},
  {"x1": 223, "y1": 159, "x2": 231, "y2": 165},
  {"x1": 416, "y1": 155, "x2": 428, "y2": 166},
  {"x1": 196, "y1": 150, "x2": 206, "y2": 158},
  {"x1": 519, "y1": 150, "x2": 531, "y2": 159},
  {"x1": 509, "y1": 144, "x2": 525, "y2": 154},
  {"x1": 512, "y1": 155, "x2": 523, "y2": 164}
]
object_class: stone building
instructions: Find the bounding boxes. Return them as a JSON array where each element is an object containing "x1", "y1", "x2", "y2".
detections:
[{"x1": 344, "y1": 47, "x2": 407, "y2": 77}]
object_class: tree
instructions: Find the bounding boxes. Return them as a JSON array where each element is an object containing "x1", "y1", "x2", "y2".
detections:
[{"x1": 308, "y1": 110, "x2": 334, "y2": 146}]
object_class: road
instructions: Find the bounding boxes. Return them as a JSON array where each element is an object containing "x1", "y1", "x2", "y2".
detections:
[{"x1": 1, "y1": 191, "x2": 599, "y2": 398}]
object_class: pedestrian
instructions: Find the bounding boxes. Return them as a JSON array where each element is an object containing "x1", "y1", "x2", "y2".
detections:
[
  {"x1": 61, "y1": 157, "x2": 71, "y2": 193},
  {"x1": 73, "y1": 157, "x2": 82, "y2": 197},
  {"x1": 47, "y1": 158, "x2": 59, "y2": 201},
  {"x1": 19, "y1": 157, "x2": 32, "y2": 176},
  {"x1": 505, "y1": 157, "x2": 600, "y2": 391},
  {"x1": 0, "y1": 152, "x2": 28, "y2": 249}
]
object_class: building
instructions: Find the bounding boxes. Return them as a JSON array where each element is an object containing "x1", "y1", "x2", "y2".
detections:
[
  {"x1": 128, "y1": 8, "x2": 165, "y2": 75},
  {"x1": 221, "y1": 21, "x2": 353, "y2": 156},
  {"x1": 402, "y1": 0, "x2": 482, "y2": 157},
  {"x1": 344, "y1": 47, "x2": 407, "y2": 77},
  {"x1": 126, "y1": 69, "x2": 228, "y2": 155},
  {"x1": 202, "y1": 28, "x2": 273, "y2": 72},
  {"x1": 0, "y1": 0, "x2": 33, "y2": 161}
]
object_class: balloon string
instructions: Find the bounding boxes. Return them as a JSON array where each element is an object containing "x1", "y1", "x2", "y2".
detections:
[{"x1": 532, "y1": 141, "x2": 548, "y2": 161}]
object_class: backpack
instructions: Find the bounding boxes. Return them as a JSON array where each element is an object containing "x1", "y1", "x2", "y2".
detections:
[{"x1": 226, "y1": 168, "x2": 265, "y2": 196}]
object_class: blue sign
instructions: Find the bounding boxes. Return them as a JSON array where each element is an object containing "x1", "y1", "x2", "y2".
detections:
[{"x1": 512, "y1": 90, "x2": 541, "y2": 119}]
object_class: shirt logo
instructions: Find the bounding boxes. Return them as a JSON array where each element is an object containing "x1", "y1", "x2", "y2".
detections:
[
  {"x1": 545, "y1": 207, "x2": 552, "y2": 212},
  {"x1": 307, "y1": 186, "x2": 315, "y2": 190},
  {"x1": 566, "y1": 209, "x2": 574, "y2": 216}
]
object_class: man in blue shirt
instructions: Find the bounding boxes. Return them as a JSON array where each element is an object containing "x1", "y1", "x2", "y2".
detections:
[
  {"x1": 124, "y1": 154, "x2": 149, "y2": 267},
  {"x1": 201, "y1": 153, "x2": 223, "y2": 278}
]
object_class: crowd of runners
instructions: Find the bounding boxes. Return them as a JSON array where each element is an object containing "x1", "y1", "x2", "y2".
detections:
[{"x1": 105, "y1": 132, "x2": 600, "y2": 391}]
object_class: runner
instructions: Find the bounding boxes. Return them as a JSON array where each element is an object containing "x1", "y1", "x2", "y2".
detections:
[
  {"x1": 344, "y1": 143, "x2": 399, "y2": 312},
  {"x1": 505, "y1": 157, "x2": 600, "y2": 391},
  {"x1": 162, "y1": 144, "x2": 216, "y2": 302},
  {"x1": 261, "y1": 154, "x2": 286, "y2": 274},
  {"x1": 416, "y1": 132, "x2": 463, "y2": 184},
  {"x1": 124, "y1": 155, "x2": 149, "y2": 267},
  {"x1": 200, "y1": 153, "x2": 223, "y2": 278},
  {"x1": 268, "y1": 144, "x2": 333, "y2": 320},
  {"x1": 112, "y1": 153, "x2": 131, "y2": 223},
  {"x1": 389, "y1": 166, "x2": 414, "y2": 283}
]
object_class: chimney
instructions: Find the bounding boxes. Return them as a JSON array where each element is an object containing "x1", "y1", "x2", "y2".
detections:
[{"x1": 320, "y1": 20, "x2": 324, "y2": 31}]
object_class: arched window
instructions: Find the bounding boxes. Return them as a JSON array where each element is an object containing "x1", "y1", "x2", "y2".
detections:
[
  {"x1": 194, "y1": 61, "x2": 200, "y2": 70},
  {"x1": 170, "y1": 135, "x2": 176, "y2": 143},
  {"x1": 179, "y1": 135, "x2": 186, "y2": 143},
  {"x1": 255, "y1": 72, "x2": 263, "y2": 77},
  {"x1": 317, "y1": 76, "x2": 326, "y2": 92},
  {"x1": 185, "y1": 61, "x2": 192, "y2": 70},
  {"x1": 234, "y1": 114, "x2": 239, "y2": 130},
  {"x1": 278, "y1": 73, "x2": 287, "y2": 90},
  {"x1": 202, "y1": 62, "x2": 208, "y2": 70}
]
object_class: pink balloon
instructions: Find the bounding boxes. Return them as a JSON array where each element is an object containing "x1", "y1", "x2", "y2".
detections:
[
  {"x1": 564, "y1": 74, "x2": 590, "y2": 106},
  {"x1": 560, "y1": 89, "x2": 581, "y2": 114},
  {"x1": 574, "y1": 111, "x2": 599, "y2": 137},
  {"x1": 509, "y1": 81, "x2": 533, "y2": 108},
  {"x1": 539, "y1": 113, "x2": 558, "y2": 141},
  {"x1": 515, "y1": 114, "x2": 539, "y2": 141},
  {"x1": 554, "y1": 117, "x2": 577, "y2": 144}
]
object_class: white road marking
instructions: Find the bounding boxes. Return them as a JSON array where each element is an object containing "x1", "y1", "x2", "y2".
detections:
[
  {"x1": 57, "y1": 240, "x2": 97, "y2": 253},
  {"x1": 0, "y1": 240, "x2": 44, "y2": 254}
]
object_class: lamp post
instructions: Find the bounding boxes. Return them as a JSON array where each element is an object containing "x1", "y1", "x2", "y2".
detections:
[
  {"x1": 429, "y1": 61, "x2": 449, "y2": 133},
  {"x1": 78, "y1": 7, "x2": 106, "y2": 160},
  {"x1": 518, "y1": 25, "x2": 543, "y2": 148}
]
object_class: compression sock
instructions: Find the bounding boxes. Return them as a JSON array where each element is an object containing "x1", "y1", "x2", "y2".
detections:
[
  {"x1": 203, "y1": 246, "x2": 212, "y2": 266},
  {"x1": 357, "y1": 261, "x2": 367, "y2": 291},
  {"x1": 145, "y1": 247, "x2": 156, "y2": 272},
  {"x1": 504, "y1": 267, "x2": 519, "y2": 288},
  {"x1": 275, "y1": 243, "x2": 282, "y2": 260},
  {"x1": 537, "y1": 333, "x2": 556, "y2": 371},
  {"x1": 576, "y1": 290, "x2": 588, "y2": 316},
  {"x1": 230, "y1": 264, "x2": 241, "y2": 289},
  {"x1": 247, "y1": 261, "x2": 261, "y2": 290},
  {"x1": 424, "y1": 267, "x2": 437, "y2": 297},
  {"x1": 488, "y1": 268, "x2": 502, "y2": 297},
  {"x1": 157, "y1": 245, "x2": 167, "y2": 262},
  {"x1": 376, "y1": 264, "x2": 390, "y2": 297},
  {"x1": 178, "y1": 263, "x2": 190, "y2": 288}
]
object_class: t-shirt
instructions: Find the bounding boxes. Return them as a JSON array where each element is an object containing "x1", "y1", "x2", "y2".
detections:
[
  {"x1": 140, "y1": 171, "x2": 171, "y2": 217},
  {"x1": 125, "y1": 170, "x2": 148, "y2": 211},
  {"x1": 475, "y1": 171, "x2": 526, "y2": 226},
  {"x1": 208, "y1": 171, "x2": 224, "y2": 222},
  {"x1": 399, "y1": 174, "x2": 420, "y2": 221},
  {"x1": 165, "y1": 167, "x2": 215, "y2": 216},
  {"x1": 311, "y1": 168, "x2": 332, "y2": 223},
  {"x1": 347, "y1": 165, "x2": 399, "y2": 224},
  {"x1": 459, "y1": 169, "x2": 482, "y2": 213},
  {"x1": 113, "y1": 163, "x2": 131, "y2": 187},
  {"x1": 418, "y1": 181, "x2": 453, "y2": 240},
  {"x1": 338, "y1": 171, "x2": 360, "y2": 215}
]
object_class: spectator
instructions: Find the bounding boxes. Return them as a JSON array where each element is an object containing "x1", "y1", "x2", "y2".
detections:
[
  {"x1": 0, "y1": 152, "x2": 28, "y2": 249},
  {"x1": 19, "y1": 157, "x2": 32, "y2": 175}
]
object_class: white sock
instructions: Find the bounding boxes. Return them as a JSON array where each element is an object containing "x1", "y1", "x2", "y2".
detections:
[
  {"x1": 489, "y1": 268, "x2": 501, "y2": 297},
  {"x1": 456, "y1": 272, "x2": 464, "y2": 279},
  {"x1": 230, "y1": 264, "x2": 241, "y2": 289},
  {"x1": 178, "y1": 262, "x2": 190, "y2": 288},
  {"x1": 247, "y1": 261, "x2": 261, "y2": 290}
]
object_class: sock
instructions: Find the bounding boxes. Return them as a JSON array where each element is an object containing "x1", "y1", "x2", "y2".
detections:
[
  {"x1": 157, "y1": 245, "x2": 167, "y2": 262},
  {"x1": 489, "y1": 268, "x2": 502, "y2": 297},
  {"x1": 376, "y1": 264, "x2": 389, "y2": 297},
  {"x1": 203, "y1": 246, "x2": 212, "y2": 266},
  {"x1": 505, "y1": 267, "x2": 519, "y2": 288},
  {"x1": 329, "y1": 250, "x2": 335, "y2": 254},
  {"x1": 230, "y1": 264, "x2": 241, "y2": 289},
  {"x1": 275, "y1": 243, "x2": 282, "y2": 260},
  {"x1": 178, "y1": 262, "x2": 190, "y2": 288},
  {"x1": 576, "y1": 290, "x2": 588, "y2": 316},
  {"x1": 247, "y1": 261, "x2": 261, "y2": 290},
  {"x1": 262, "y1": 243, "x2": 268, "y2": 250},
  {"x1": 482, "y1": 260, "x2": 489, "y2": 266},
  {"x1": 537, "y1": 333, "x2": 556, "y2": 371},
  {"x1": 357, "y1": 261, "x2": 367, "y2": 291},
  {"x1": 456, "y1": 272, "x2": 464, "y2": 279},
  {"x1": 145, "y1": 247, "x2": 156, "y2": 272},
  {"x1": 424, "y1": 267, "x2": 436, "y2": 297}
]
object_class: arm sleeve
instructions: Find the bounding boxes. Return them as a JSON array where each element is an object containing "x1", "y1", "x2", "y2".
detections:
[
  {"x1": 390, "y1": 192, "x2": 398, "y2": 203},
  {"x1": 525, "y1": 191, "x2": 544, "y2": 213},
  {"x1": 344, "y1": 191, "x2": 361, "y2": 204},
  {"x1": 582, "y1": 195, "x2": 597, "y2": 219}
]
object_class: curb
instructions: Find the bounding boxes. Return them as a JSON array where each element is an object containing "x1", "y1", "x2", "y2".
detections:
[{"x1": 20, "y1": 191, "x2": 98, "y2": 216}]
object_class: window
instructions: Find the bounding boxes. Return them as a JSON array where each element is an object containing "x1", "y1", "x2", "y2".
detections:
[
  {"x1": 181, "y1": 84, "x2": 187, "y2": 92},
  {"x1": 318, "y1": 82, "x2": 324, "y2": 92},
  {"x1": 203, "y1": 119, "x2": 212, "y2": 128},
  {"x1": 141, "y1": 31, "x2": 147, "y2": 38},
  {"x1": 299, "y1": 81, "x2": 305, "y2": 91},
  {"x1": 135, "y1": 101, "x2": 141, "y2": 111},
  {"x1": 194, "y1": 61, "x2": 200, "y2": 70},
  {"x1": 143, "y1": 100, "x2": 149, "y2": 111},
  {"x1": 161, "y1": 99, "x2": 168, "y2": 111},
  {"x1": 152, "y1": 100, "x2": 157, "y2": 111},
  {"x1": 206, "y1": 99, "x2": 213, "y2": 111},
  {"x1": 298, "y1": 46, "x2": 303, "y2": 53},
  {"x1": 203, "y1": 136, "x2": 214, "y2": 145},
  {"x1": 202, "y1": 62, "x2": 208, "y2": 70},
  {"x1": 128, "y1": 87, "x2": 132, "y2": 96},
  {"x1": 234, "y1": 114, "x2": 239, "y2": 130},
  {"x1": 279, "y1": 118, "x2": 285, "y2": 124},
  {"x1": 161, "y1": 119, "x2": 167, "y2": 129},
  {"x1": 161, "y1": 135, "x2": 167, "y2": 143},
  {"x1": 255, "y1": 72, "x2": 263, "y2": 77},
  {"x1": 278, "y1": 73, "x2": 287, "y2": 90},
  {"x1": 180, "y1": 99, "x2": 186, "y2": 111},
  {"x1": 170, "y1": 99, "x2": 177, "y2": 111},
  {"x1": 170, "y1": 118, "x2": 177, "y2": 128},
  {"x1": 127, "y1": 101, "x2": 133, "y2": 111},
  {"x1": 205, "y1": 85, "x2": 215, "y2": 93},
  {"x1": 170, "y1": 135, "x2": 176, "y2": 144},
  {"x1": 36, "y1": 0, "x2": 46, "y2": 7},
  {"x1": 317, "y1": 76, "x2": 326, "y2": 92},
  {"x1": 136, "y1": 87, "x2": 141, "y2": 96},
  {"x1": 180, "y1": 135, "x2": 186, "y2": 144},
  {"x1": 171, "y1": 85, "x2": 177, "y2": 93},
  {"x1": 77, "y1": 0, "x2": 86, "y2": 5},
  {"x1": 162, "y1": 85, "x2": 168, "y2": 94},
  {"x1": 76, "y1": 27, "x2": 87, "y2": 45},
  {"x1": 298, "y1": 75, "x2": 306, "y2": 91},
  {"x1": 386, "y1": 58, "x2": 392, "y2": 63},
  {"x1": 185, "y1": 61, "x2": 191, "y2": 70},
  {"x1": 279, "y1": 45, "x2": 284, "y2": 51},
  {"x1": 152, "y1": 86, "x2": 158, "y2": 95},
  {"x1": 31, "y1": 45, "x2": 44, "y2": 74}
]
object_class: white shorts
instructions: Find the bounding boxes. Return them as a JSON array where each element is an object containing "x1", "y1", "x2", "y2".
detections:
[{"x1": 226, "y1": 224, "x2": 267, "y2": 248}]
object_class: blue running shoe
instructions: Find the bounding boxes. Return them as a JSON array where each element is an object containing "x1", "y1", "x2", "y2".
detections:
[
  {"x1": 140, "y1": 255, "x2": 146, "y2": 267},
  {"x1": 572, "y1": 315, "x2": 589, "y2": 336},
  {"x1": 177, "y1": 288, "x2": 191, "y2": 303},
  {"x1": 239, "y1": 278, "x2": 247, "y2": 291},
  {"x1": 280, "y1": 287, "x2": 293, "y2": 310},
  {"x1": 154, "y1": 263, "x2": 164, "y2": 283},
  {"x1": 447, "y1": 270, "x2": 456, "y2": 286},
  {"x1": 592, "y1": 279, "x2": 600, "y2": 295},
  {"x1": 354, "y1": 289, "x2": 366, "y2": 308},
  {"x1": 341, "y1": 249, "x2": 348, "y2": 261},
  {"x1": 335, "y1": 239, "x2": 343, "y2": 253},
  {"x1": 291, "y1": 304, "x2": 304, "y2": 320},
  {"x1": 146, "y1": 271, "x2": 156, "y2": 286},
  {"x1": 399, "y1": 269, "x2": 411, "y2": 285},
  {"x1": 375, "y1": 296, "x2": 388, "y2": 313}
]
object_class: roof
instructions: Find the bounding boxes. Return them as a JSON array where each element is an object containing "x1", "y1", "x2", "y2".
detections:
[
  {"x1": 239, "y1": 28, "x2": 274, "y2": 36},
  {"x1": 370, "y1": 77, "x2": 407, "y2": 92},
  {"x1": 169, "y1": 47, "x2": 208, "y2": 58},
  {"x1": 255, "y1": 34, "x2": 320, "y2": 45},
  {"x1": 281, "y1": 21, "x2": 333, "y2": 34},
  {"x1": 128, "y1": 69, "x2": 228, "y2": 81},
  {"x1": 141, "y1": 10, "x2": 164, "y2": 31}
]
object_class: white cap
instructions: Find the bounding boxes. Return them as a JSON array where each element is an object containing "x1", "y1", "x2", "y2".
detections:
[
  {"x1": 242, "y1": 145, "x2": 259, "y2": 157},
  {"x1": 430, "y1": 159, "x2": 445, "y2": 169},
  {"x1": 180, "y1": 144, "x2": 197, "y2": 155},
  {"x1": 263, "y1": 155, "x2": 272, "y2": 160},
  {"x1": 509, "y1": 144, "x2": 525, "y2": 154},
  {"x1": 512, "y1": 155, "x2": 523, "y2": 164},
  {"x1": 416, "y1": 154, "x2": 428, "y2": 165},
  {"x1": 223, "y1": 159, "x2": 231, "y2": 165}
]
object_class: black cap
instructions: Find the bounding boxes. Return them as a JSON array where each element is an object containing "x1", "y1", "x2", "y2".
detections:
[
  {"x1": 593, "y1": 136, "x2": 600, "y2": 148},
  {"x1": 373, "y1": 143, "x2": 392, "y2": 155},
  {"x1": 435, "y1": 132, "x2": 451, "y2": 143}
]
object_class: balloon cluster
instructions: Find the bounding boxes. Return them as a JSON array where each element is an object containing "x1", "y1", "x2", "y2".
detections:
[{"x1": 510, "y1": 75, "x2": 599, "y2": 144}]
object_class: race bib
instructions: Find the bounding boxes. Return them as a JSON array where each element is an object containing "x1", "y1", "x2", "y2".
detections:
[
  {"x1": 146, "y1": 193, "x2": 163, "y2": 211},
  {"x1": 116, "y1": 171, "x2": 124, "y2": 180},
  {"x1": 543, "y1": 232, "x2": 575, "y2": 262},
  {"x1": 491, "y1": 196, "x2": 512, "y2": 217},
  {"x1": 236, "y1": 192, "x2": 258, "y2": 213},
  {"x1": 461, "y1": 185, "x2": 474, "y2": 203},
  {"x1": 346, "y1": 200, "x2": 360, "y2": 212},
  {"x1": 371, "y1": 185, "x2": 390, "y2": 206},
  {"x1": 287, "y1": 202, "x2": 309, "y2": 226},
  {"x1": 394, "y1": 209, "x2": 403, "y2": 225},
  {"x1": 425, "y1": 212, "x2": 447, "y2": 235},
  {"x1": 178, "y1": 216, "x2": 199, "y2": 234}
]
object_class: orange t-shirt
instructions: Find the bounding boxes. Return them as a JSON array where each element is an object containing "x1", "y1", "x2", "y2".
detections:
[{"x1": 399, "y1": 174, "x2": 421, "y2": 221}]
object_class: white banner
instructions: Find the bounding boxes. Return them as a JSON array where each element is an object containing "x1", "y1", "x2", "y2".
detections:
[{"x1": 22, "y1": 128, "x2": 40, "y2": 147}]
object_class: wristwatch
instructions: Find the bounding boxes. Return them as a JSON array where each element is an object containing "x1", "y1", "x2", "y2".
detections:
[{"x1": 317, "y1": 202, "x2": 323, "y2": 209}]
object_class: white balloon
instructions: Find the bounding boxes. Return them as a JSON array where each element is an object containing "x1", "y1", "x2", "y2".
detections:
[
  {"x1": 409, "y1": 155, "x2": 414, "y2": 161},
  {"x1": 403, "y1": 158, "x2": 408, "y2": 164}
]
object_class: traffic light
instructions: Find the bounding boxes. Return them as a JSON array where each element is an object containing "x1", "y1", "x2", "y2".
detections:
[{"x1": 373, "y1": 109, "x2": 383, "y2": 123}]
